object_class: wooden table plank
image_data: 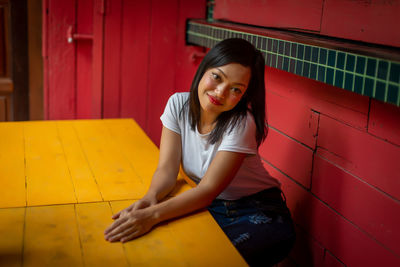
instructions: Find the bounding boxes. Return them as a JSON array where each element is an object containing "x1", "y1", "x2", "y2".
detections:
[
  {"x1": 110, "y1": 200, "x2": 187, "y2": 266},
  {"x1": 24, "y1": 122, "x2": 77, "y2": 206},
  {"x1": 73, "y1": 120, "x2": 147, "y2": 200},
  {"x1": 57, "y1": 121, "x2": 103, "y2": 203},
  {"x1": 0, "y1": 207, "x2": 25, "y2": 267},
  {"x1": 104, "y1": 119, "x2": 159, "y2": 189},
  {"x1": 0, "y1": 123, "x2": 26, "y2": 208},
  {"x1": 24, "y1": 204, "x2": 83, "y2": 266},
  {"x1": 170, "y1": 211, "x2": 248, "y2": 267},
  {"x1": 75, "y1": 202, "x2": 128, "y2": 266}
]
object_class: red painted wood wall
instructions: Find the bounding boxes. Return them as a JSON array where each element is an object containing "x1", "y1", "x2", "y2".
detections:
[
  {"x1": 44, "y1": 0, "x2": 400, "y2": 266},
  {"x1": 43, "y1": 0, "x2": 206, "y2": 145},
  {"x1": 213, "y1": 1, "x2": 400, "y2": 266}
]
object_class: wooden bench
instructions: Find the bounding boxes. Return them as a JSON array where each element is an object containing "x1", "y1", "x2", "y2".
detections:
[{"x1": 0, "y1": 119, "x2": 247, "y2": 266}]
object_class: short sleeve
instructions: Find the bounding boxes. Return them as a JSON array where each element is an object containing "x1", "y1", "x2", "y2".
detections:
[
  {"x1": 218, "y1": 113, "x2": 258, "y2": 154},
  {"x1": 160, "y1": 93, "x2": 187, "y2": 135}
]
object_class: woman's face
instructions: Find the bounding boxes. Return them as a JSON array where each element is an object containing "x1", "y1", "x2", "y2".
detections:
[{"x1": 197, "y1": 63, "x2": 251, "y2": 118}]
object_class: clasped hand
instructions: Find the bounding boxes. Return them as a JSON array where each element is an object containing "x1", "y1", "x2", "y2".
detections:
[{"x1": 104, "y1": 196, "x2": 158, "y2": 243}]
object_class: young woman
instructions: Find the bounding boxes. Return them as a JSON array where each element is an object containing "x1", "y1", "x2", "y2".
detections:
[{"x1": 104, "y1": 38, "x2": 295, "y2": 266}]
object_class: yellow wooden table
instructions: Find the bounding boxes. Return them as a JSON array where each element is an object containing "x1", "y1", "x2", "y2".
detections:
[{"x1": 0, "y1": 119, "x2": 247, "y2": 266}]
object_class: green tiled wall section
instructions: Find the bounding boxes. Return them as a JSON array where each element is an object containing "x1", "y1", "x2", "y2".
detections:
[{"x1": 187, "y1": 21, "x2": 400, "y2": 106}]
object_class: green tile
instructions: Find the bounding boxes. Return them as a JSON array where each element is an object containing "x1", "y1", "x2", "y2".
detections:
[
  {"x1": 304, "y1": 46, "x2": 311, "y2": 61},
  {"x1": 354, "y1": 76, "x2": 363, "y2": 94},
  {"x1": 271, "y1": 54, "x2": 277, "y2": 67},
  {"x1": 364, "y1": 78, "x2": 374, "y2": 96},
  {"x1": 334, "y1": 70, "x2": 344, "y2": 87},
  {"x1": 389, "y1": 63, "x2": 400, "y2": 83},
  {"x1": 310, "y1": 64, "x2": 317, "y2": 79},
  {"x1": 267, "y1": 39, "x2": 272, "y2": 52},
  {"x1": 303, "y1": 62, "x2": 310, "y2": 77},
  {"x1": 272, "y1": 40, "x2": 278, "y2": 53},
  {"x1": 328, "y1": 50, "x2": 336, "y2": 67},
  {"x1": 337, "y1": 52, "x2": 345, "y2": 70},
  {"x1": 355, "y1": 56, "x2": 366, "y2": 75},
  {"x1": 346, "y1": 55, "x2": 355, "y2": 72},
  {"x1": 261, "y1": 38, "x2": 267, "y2": 51},
  {"x1": 326, "y1": 68, "x2": 334, "y2": 85},
  {"x1": 284, "y1": 42, "x2": 290, "y2": 56},
  {"x1": 311, "y1": 47, "x2": 319, "y2": 63},
  {"x1": 366, "y1": 58, "x2": 377, "y2": 77},
  {"x1": 387, "y1": 85, "x2": 399, "y2": 104},
  {"x1": 278, "y1": 40, "x2": 284, "y2": 54},
  {"x1": 289, "y1": 59, "x2": 296, "y2": 73},
  {"x1": 377, "y1": 60, "x2": 389, "y2": 80},
  {"x1": 319, "y1": 48, "x2": 327, "y2": 65},
  {"x1": 291, "y1": 43, "x2": 297, "y2": 57},
  {"x1": 298, "y1": 44, "x2": 304, "y2": 59},
  {"x1": 375, "y1": 82, "x2": 386, "y2": 101},
  {"x1": 277, "y1": 55, "x2": 283, "y2": 69},
  {"x1": 344, "y1": 73, "x2": 354, "y2": 91},
  {"x1": 318, "y1": 66, "x2": 325, "y2": 82},
  {"x1": 283, "y1": 57, "x2": 289, "y2": 71},
  {"x1": 296, "y1": 61, "x2": 303, "y2": 76}
]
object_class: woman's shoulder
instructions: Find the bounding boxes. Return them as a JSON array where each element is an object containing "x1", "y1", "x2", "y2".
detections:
[{"x1": 169, "y1": 92, "x2": 190, "y2": 104}]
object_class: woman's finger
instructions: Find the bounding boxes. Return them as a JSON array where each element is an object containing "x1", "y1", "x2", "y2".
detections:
[
  {"x1": 104, "y1": 216, "x2": 127, "y2": 234},
  {"x1": 105, "y1": 218, "x2": 135, "y2": 240},
  {"x1": 120, "y1": 230, "x2": 142, "y2": 243},
  {"x1": 107, "y1": 226, "x2": 138, "y2": 242}
]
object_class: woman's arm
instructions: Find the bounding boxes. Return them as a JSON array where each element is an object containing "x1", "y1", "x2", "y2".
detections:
[
  {"x1": 109, "y1": 126, "x2": 182, "y2": 220},
  {"x1": 104, "y1": 148, "x2": 246, "y2": 242}
]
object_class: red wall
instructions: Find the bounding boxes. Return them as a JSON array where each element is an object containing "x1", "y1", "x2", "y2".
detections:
[
  {"x1": 260, "y1": 68, "x2": 400, "y2": 267},
  {"x1": 214, "y1": 0, "x2": 400, "y2": 47},
  {"x1": 44, "y1": 0, "x2": 206, "y2": 145}
]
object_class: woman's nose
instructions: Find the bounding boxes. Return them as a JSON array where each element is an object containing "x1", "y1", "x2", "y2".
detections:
[{"x1": 215, "y1": 84, "x2": 228, "y2": 98}]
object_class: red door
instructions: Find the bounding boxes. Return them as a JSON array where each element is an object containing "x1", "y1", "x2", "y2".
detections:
[{"x1": 43, "y1": 0, "x2": 103, "y2": 119}]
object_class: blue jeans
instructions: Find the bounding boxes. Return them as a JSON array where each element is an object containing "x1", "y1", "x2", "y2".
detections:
[{"x1": 207, "y1": 187, "x2": 296, "y2": 266}]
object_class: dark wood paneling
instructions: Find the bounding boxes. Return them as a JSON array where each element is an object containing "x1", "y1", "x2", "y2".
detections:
[
  {"x1": 28, "y1": 0, "x2": 43, "y2": 120},
  {"x1": 10, "y1": 0, "x2": 29, "y2": 120}
]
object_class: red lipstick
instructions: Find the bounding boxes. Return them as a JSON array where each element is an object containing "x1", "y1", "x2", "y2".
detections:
[{"x1": 208, "y1": 94, "x2": 222, "y2": 105}]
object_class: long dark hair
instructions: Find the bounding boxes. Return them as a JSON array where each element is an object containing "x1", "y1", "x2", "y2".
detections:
[{"x1": 185, "y1": 38, "x2": 267, "y2": 147}]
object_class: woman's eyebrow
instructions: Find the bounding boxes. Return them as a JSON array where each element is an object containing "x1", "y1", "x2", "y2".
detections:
[{"x1": 216, "y1": 68, "x2": 247, "y2": 87}]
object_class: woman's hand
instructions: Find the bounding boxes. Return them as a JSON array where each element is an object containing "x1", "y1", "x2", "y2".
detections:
[
  {"x1": 111, "y1": 194, "x2": 158, "y2": 220},
  {"x1": 104, "y1": 206, "x2": 158, "y2": 243}
]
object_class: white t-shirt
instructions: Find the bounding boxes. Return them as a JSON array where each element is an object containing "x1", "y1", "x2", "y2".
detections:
[{"x1": 160, "y1": 92, "x2": 280, "y2": 200}]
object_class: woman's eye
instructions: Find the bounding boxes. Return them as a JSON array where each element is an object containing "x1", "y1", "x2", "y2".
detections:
[
  {"x1": 211, "y1": 73, "x2": 220, "y2": 80},
  {"x1": 231, "y1": 88, "x2": 242, "y2": 94}
]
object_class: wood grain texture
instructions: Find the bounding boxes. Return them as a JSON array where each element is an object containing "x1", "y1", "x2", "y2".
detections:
[
  {"x1": 318, "y1": 114, "x2": 400, "y2": 201},
  {"x1": 262, "y1": 160, "x2": 400, "y2": 267},
  {"x1": 76, "y1": 0, "x2": 94, "y2": 119},
  {"x1": 47, "y1": 0, "x2": 76, "y2": 119},
  {"x1": 265, "y1": 67, "x2": 369, "y2": 130},
  {"x1": 213, "y1": 0, "x2": 323, "y2": 32},
  {"x1": 321, "y1": 0, "x2": 400, "y2": 47},
  {"x1": 24, "y1": 121, "x2": 77, "y2": 206},
  {"x1": 368, "y1": 99, "x2": 400, "y2": 146},
  {"x1": 0, "y1": 123, "x2": 26, "y2": 207},
  {"x1": 312, "y1": 153, "x2": 400, "y2": 256},
  {"x1": 0, "y1": 207, "x2": 24, "y2": 267},
  {"x1": 24, "y1": 205, "x2": 83, "y2": 266},
  {"x1": 259, "y1": 127, "x2": 314, "y2": 188},
  {"x1": 266, "y1": 90, "x2": 319, "y2": 149}
]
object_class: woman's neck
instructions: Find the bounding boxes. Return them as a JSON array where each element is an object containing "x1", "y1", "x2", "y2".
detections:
[{"x1": 198, "y1": 110, "x2": 218, "y2": 134}]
